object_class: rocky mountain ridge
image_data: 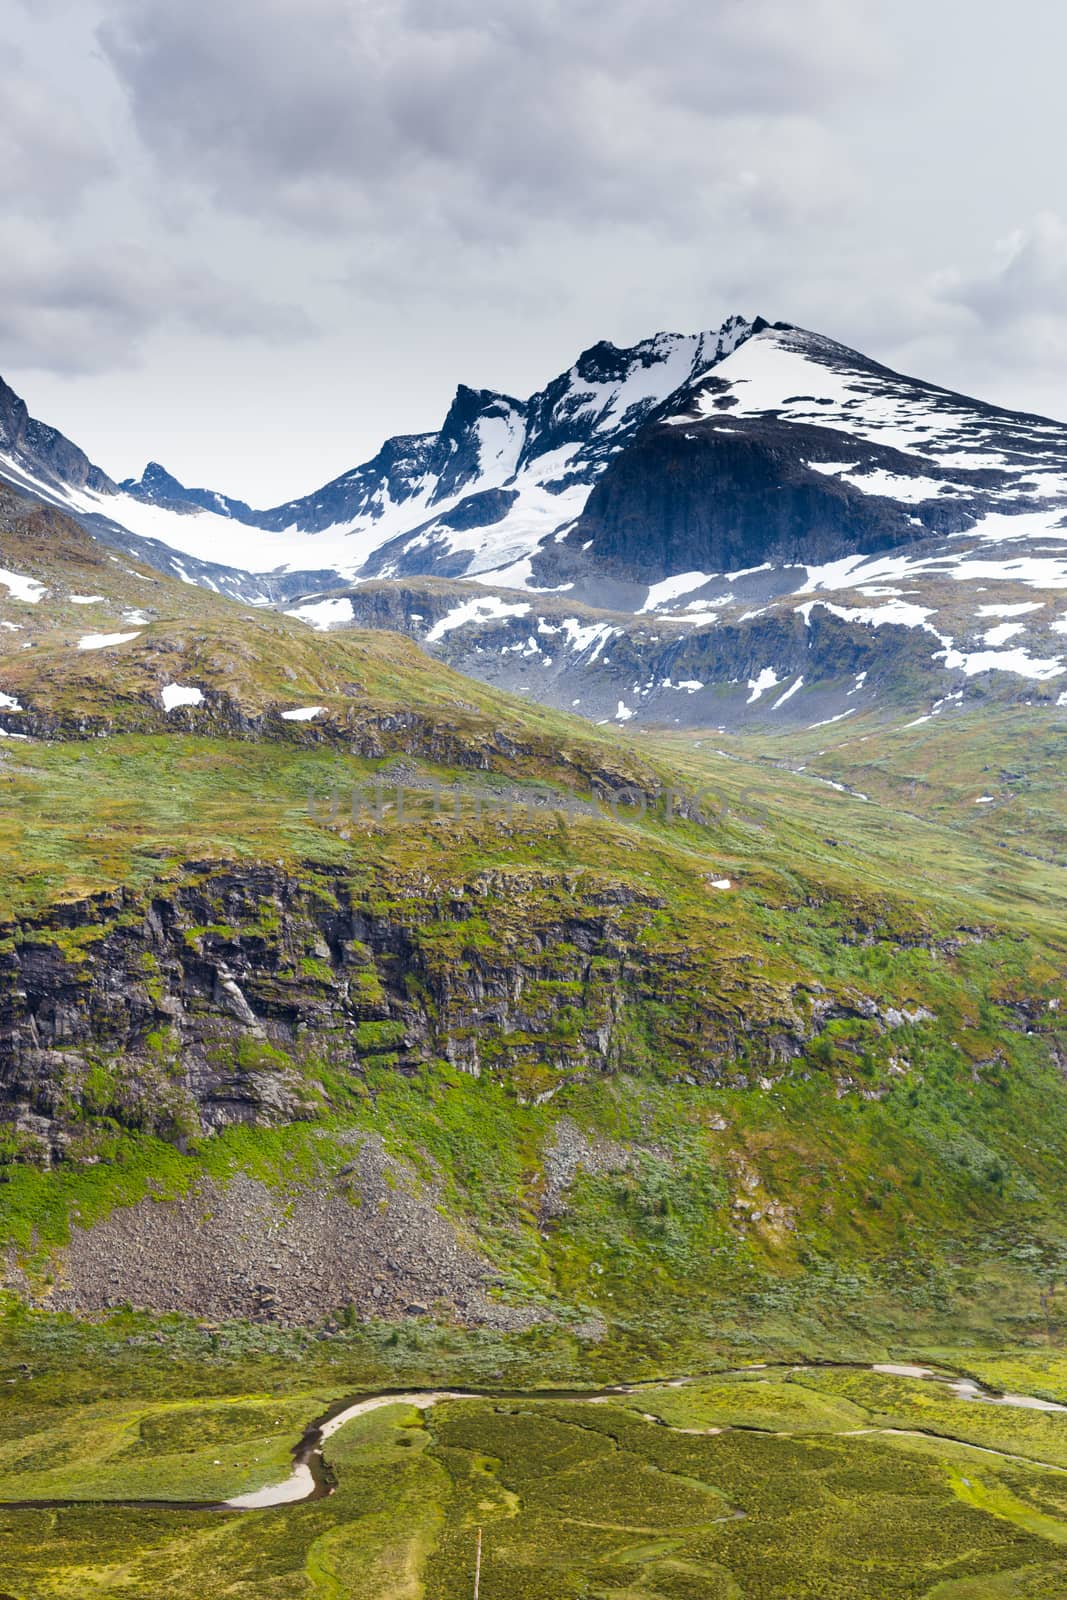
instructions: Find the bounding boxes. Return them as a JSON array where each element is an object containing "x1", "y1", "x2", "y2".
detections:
[
  {"x1": 0, "y1": 317, "x2": 758, "y2": 591},
  {"x1": 0, "y1": 376, "x2": 115, "y2": 498},
  {"x1": 5, "y1": 316, "x2": 1067, "y2": 728}
]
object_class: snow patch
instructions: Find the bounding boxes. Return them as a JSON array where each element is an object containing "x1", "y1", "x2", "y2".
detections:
[
  {"x1": 77, "y1": 631, "x2": 141, "y2": 650},
  {"x1": 285, "y1": 598, "x2": 355, "y2": 631},
  {"x1": 771, "y1": 675, "x2": 804, "y2": 710},
  {"x1": 425, "y1": 595, "x2": 531, "y2": 643},
  {"x1": 726, "y1": 561, "x2": 773, "y2": 581},
  {"x1": 982, "y1": 622, "x2": 1025, "y2": 647},
  {"x1": 280, "y1": 706, "x2": 326, "y2": 721},
  {"x1": 161, "y1": 683, "x2": 205, "y2": 712},
  {"x1": 817, "y1": 599, "x2": 936, "y2": 630},
  {"x1": 0, "y1": 567, "x2": 45, "y2": 604},
  {"x1": 808, "y1": 708, "x2": 857, "y2": 729},
  {"x1": 640, "y1": 571, "x2": 714, "y2": 612},
  {"x1": 935, "y1": 643, "x2": 1064, "y2": 680},
  {"x1": 746, "y1": 667, "x2": 782, "y2": 703},
  {"x1": 810, "y1": 463, "x2": 949, "y2": 503}
]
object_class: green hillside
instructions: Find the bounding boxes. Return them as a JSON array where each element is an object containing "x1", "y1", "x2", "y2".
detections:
[{"x1": 5, "y1": 488, "x2": 1067, "y2": 1595}]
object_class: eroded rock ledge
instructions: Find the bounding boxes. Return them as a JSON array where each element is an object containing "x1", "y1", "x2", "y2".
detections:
[{"x1": 0, "y1": 857, "x2": 912, "y2": 1166}]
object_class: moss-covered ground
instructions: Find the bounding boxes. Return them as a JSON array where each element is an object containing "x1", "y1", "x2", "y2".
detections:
[{"x1": 7, "y1": 1369, "x2": 1067, "y2": 1597}]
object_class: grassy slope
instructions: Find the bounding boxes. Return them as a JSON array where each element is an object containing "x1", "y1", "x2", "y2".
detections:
[
  {"x1": 3, "y1": 489, "x2": 1067, "y2": 1358},
  {"x1": 4, "y1": 730, "x2": 1067, "y2": 1354},
  {"x1": 8, "y1": 490, "x2": 1067, "y2": 1587},
  {"x1": 651, "y1": 699, "x2": 1067, "y2": 884}
]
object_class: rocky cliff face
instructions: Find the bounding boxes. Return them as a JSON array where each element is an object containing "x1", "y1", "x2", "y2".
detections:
[
  {"x1": 0, "y1": 377, "x2": 115, "y2": 496},
  {"x1": 0, "y1": 858, "x2": 873, "y2": 1169},
  {"x1": 561, "y1": 419, "x2": 972, "y2": 580},
  {"x1": 0, "y1": 861, "x2": 630, "y2": 1163},
  {"x1": 295, "y1": 577, "x2": 960, "y2": 732}
]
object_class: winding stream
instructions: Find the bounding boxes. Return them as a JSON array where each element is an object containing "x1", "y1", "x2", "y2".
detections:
[
  {"x1": 871, "y1": 1363, "x2": 1067, "y2": 1413},
  {"x1": 6, "y1": 1364, "x2": 1067, "y2": 1514}
]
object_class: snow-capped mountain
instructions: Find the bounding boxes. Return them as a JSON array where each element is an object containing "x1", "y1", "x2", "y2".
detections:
[
  {"x1": 7, "y1": 314, "x2": 1067, "y2": 599},
  {"x1": 548, "y1": 321, "x2": 1067, "y2": 583},
  {"x1": 0, "y1": 375, "x2": 115, "y2": 498},
  {"x1": 279, "y1": 322, "x2": 1067, "y2": 728},
  {"x1": 0, "y1": 317, "x2": 750, "y2": 595},
  {"x1": 5, "y1": 314, "x2": 1067, "y2": 729}
]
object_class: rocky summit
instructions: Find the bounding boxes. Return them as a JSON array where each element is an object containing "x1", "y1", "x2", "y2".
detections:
[{"x1": 5, "y1": 313, "x2": 1067, "y2": 733}]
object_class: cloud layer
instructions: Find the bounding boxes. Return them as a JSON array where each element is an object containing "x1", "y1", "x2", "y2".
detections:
[
  {"x1": 0, "y1": 227, "x2": 314, "y2": 374},
  {"x1": 4, "y1": 0, "x2": 1067, "y2": 499},
  {"x1": 97, "y1": 0, "x2": 878, "y2": 234},
  {"x1": 2, "y1": 49, "x2": 113, "y2": 217}
]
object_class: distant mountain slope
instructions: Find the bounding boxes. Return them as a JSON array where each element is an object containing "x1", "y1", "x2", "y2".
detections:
[
  {"x1": 4, "y1": 316, "x2": 1067, "y2": 729},
  {"x1": 0, "y1": 375, "x2": 115, "y2": 497},
  {"x1": 556, "y1": 321, "x2": 1067, "y2": 580},
  {"x1": 0, "y1": 318, "x2": 755, "y2": 587}
]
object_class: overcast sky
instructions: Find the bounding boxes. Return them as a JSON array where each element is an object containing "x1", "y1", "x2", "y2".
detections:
[{"x1": 5, "y1": 0, "x2": 1067, "y2": 504}]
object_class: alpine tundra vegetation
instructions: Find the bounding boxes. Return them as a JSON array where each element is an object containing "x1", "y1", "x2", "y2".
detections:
[{"x1": 5, "y1": 387, "x2": 1067, "y2": 1590}]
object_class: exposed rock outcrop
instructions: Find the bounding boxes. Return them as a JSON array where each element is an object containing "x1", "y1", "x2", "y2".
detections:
[{"x1": 0, "y1": 858, "x2": 877, "y2": 1166}]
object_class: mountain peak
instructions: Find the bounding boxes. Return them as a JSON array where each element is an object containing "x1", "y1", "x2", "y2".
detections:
[
  {"x1": 440, "y1": 383, "x2": 523, "y2": 435},
  {"x1": 0, "y1": 372, "x2": 114, "y2": 496},
  {"x1": 127, "y1": 461, "x2": 190, "y2": 498},
  {"x1": 121, "y1": 459, "x2": 255, "y2": 522}
]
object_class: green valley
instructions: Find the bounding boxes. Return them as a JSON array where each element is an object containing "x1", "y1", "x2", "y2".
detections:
[{"x1": 4, "y1": 490, "x2": 1067, "y2": 1595}]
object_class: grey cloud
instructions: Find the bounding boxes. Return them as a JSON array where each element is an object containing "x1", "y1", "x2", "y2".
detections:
[
  {"x1": 2, "y1": 51, "x2": 114, "y2": 215},
  {"x1": 916, "y1": 214, "x2": 1067, "y2": 399},
  {"x1": 937, "y1": 214, "x2": 1067, "y2": 330},
  {"x1": 97, "y1": 0, "x2": 882, "y2": 238},
  {"x1": 0, "y1": 227, "x2": 315, "y2": 373}
]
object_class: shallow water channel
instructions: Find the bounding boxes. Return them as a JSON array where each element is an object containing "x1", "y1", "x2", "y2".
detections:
[{"x1": 6, "y1": 1362, "x2": 1067, "y2": 1514}]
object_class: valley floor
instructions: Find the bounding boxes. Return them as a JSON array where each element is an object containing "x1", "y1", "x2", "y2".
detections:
[{"x1": 6, "y1": 1342, "x2": 1067, "y2": 1598}]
